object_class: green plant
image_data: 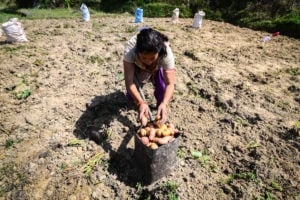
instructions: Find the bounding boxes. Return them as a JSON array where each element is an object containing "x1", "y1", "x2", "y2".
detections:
[
  {"x1": 0, "y1": 162, "x2": 30, "y2": 196},
  {"x1": 221, "y1": 171, "x2": 257, "y2": 185},
  {"x1": 168, "y1": 192, "x2": 178, "y2": 200},
  {"x1": 285, "y1": 67, "x2": 300, "y2": 76},
  {"x1": 102, "y1": 126, "x2": 113, "y2": 140},
  {"x1": 266, "y1": 192, "x2": 275, "y2": 200},
  {"x1": 160, "y1": 181, "x2": 179, "y2": 200},
  {"x1": 64, "y1": 0, "x2": 71, "y2": 9},
  {"x1": 33, "y1": 58, "x2": 44, "y2": 66},
  {"x1": 83, "y1": 152, "x2": 102, "y2": 177},
  {"x1": 271, "y1": 181, "x2": 283, "y2": 191},
  {"x1": 60, "y1": 163, "x2": 68, "y2": 170},
  {"x1": 221, "y1": 174, "x2": 234, "y2": 184},
  {"x1": 88, "y1": 55, "x2": 104, "y2": 65},
  {"x1": 210, "y1": 164, "x2": 218, "y2": 173},
  {"x1": 68, "y1": 139, "x2": 84, "y2": 146},
  {"x1": 5, "y1": 139, "x2": 14, "y2": 149},
  {"x1": 191, "y1": 151, "x2": 202, "y2": 159},
  {"x1": 191, "y1": 150, "x2": 212, "y2": 166},
  {"x1": 136, "y1": 182, "x2": 142, "y2": 192},
  {"x1": 5, "y1": 138, "x2": 23, "y2": 149},
  {"x1": 246, "y1": 141, "x2": 261, "y2": 149},
  {"x1": 143, "y1": 3, "x2": 192, "y2": 18},
  {"x1": 177, "y1": 148, "x2": 185, "y2": 158},
  {"x1": 16, "y1": 89, "x2": 31, "y2": 99},
  {"x1": 117, "y1": 71, "x2": 124, "y2": 80},
  {"x1": 164, "y1": 181, "x2": 179, "y2": 191},
  {"x1": 247, "y1": 172, "x2": 257, "y2": 181}
]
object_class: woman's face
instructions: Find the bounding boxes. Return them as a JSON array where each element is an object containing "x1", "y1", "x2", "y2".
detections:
[{"x1": 138, "y1": 52, "x2": 159, "y2": 66}]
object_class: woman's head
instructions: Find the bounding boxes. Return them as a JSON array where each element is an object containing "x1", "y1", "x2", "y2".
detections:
[{"x1": 136, "y1": 28, "x2": 169, "y2": 62}]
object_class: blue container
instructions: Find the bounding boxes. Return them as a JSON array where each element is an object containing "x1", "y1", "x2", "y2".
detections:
[{"x1": 134, "y1": 8, "x2": 143, "y2": 23}]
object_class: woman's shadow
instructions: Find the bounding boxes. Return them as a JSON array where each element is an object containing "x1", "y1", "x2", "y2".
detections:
[{"x1": 73, "y1": 90, "x2": 143, "y2": 187}]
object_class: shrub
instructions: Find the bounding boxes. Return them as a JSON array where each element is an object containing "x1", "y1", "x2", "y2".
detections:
[{"x1": 143, "y1": 3, "x2": 192, "y2": 18}]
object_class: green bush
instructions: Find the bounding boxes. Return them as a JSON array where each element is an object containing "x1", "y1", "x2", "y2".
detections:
[
  {"x1": 273, "y1": 17, "x2": 300, "y2": 38},
  {"x1": 237, "y1": 9, "x2": 300, "y2": 38},
  {"x1": 100, "y1": 0, "x2": 131, "y2": 12},
  {"x1": 143, "y1": 3, "x2": 192, "y2": 18}
]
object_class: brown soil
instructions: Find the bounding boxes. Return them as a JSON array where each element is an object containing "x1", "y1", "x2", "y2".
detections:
[{"x1": 0, "y1": 16, "x2": 299, "y2": 200}]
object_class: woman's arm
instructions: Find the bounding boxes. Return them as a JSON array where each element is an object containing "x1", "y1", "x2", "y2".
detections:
[
  {"x1": 157, "y1": 69, "x2": 175, "y2": 122},
  {"x1": 123, "y1": 60, "x2": 149, "y2": 118},
  {"x1": 162, "y1": 69, "x2": 175, "y2": 105}
]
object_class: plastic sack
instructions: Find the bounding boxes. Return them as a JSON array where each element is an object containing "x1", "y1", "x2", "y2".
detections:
[
  {"x1": 273, "y1": 32, "x2": 280, "y2": 37},
  {"x1": 192, "y1": 11, "x2": 205, "y2": 28},
  {"x1": 2, "y1": 18, "x2": 28, "y2": 42},
  {"x1": 80, "y1": 3, "x2": 90, "y2": 22},
  {"x1": 262, "y1": 36, "x2": 271, "y2": 42},
  {"x1": 171, "y1": 8, "x2": 179, "y2": 23},
  {"x1": 134, "y1": 133, "x2": 180, "y2": 184},
  {"x1": 134, "y1": 8, "x2": 143, "y2": 23}
]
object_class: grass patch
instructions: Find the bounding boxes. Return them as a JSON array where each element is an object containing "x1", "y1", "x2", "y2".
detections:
[
  {"x1": 285, "y1": 67, "x2": 300, "y2": 76},
  {"x1": 0, "y1": 7, "x2": 108, "y2": 23},
  {"x1": 221, "y1": 171, "x2": 257, "y2": 185},
  {"x1": 245, "y1": 141, "x2": 261, "y2": 149},
  {"x1": 191, "y1": 149, "x2": 218, "y2": 172},
  {"x1": 160, "y1": 181, "x2": 180, "y2": 200},
  {"x1": 87, "y1": 55, "x2": 104, "y2": 65},
  {"x1": 67, "y1": 139, "x2": 84, "y2": 146},
  {"x1": 16, "y1": 89, "x2": 31, "y2": 99},
  {"x1": 83, "y1": 152, "x2": 103, "y2": 178},
  {"x1": 177, "y1": 148, "x2": 185, "y2": 158},
  {"x1": 0, "y1": 45, "x2": 27, "y2": 54},
  {"x1": 0, "y1": 162, "x2": 30, "y2": 196}
]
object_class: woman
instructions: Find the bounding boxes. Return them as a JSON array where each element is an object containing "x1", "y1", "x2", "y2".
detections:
[{"x1": 123, "y1": 28, "x2": 176, "y2": 124}]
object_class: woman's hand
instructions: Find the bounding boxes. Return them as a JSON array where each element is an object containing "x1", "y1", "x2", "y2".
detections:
[
  {"x1": 156, "y1": 102, "x2": 167, "y2": 123},
  {"x1": 138, "y1": 102, "x2": 149, "y2": 122}
]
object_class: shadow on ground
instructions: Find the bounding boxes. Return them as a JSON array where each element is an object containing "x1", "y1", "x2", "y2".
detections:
[{"x1": 73, "y1": 90, "x2": 145, "y2": 187}]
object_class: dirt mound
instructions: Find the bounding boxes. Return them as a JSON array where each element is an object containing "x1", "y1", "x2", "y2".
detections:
[{"x1": 0, "y1": 16, "x2": 299, "y2": 199}]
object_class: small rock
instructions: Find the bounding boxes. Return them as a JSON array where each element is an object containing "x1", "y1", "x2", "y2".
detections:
[
  {"x1": 92, "y1": 188, "x2": 102, "y2": 200},
  {"x1": 221, "y1": 185, "x2": 233, "y2": 194},
  {"x1": 224, "y1": 145, "x2": 233, "y2": 153},
  {"x1": 38, "y1": 158, "x2": 45, "y2": 165},
  {"x1": 28, "y1": 162, "x2": 37, "y2": 174}
]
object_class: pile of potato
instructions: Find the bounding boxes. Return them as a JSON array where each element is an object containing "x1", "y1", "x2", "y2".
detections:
[{"x1": 137, "y1": 116, "x2": 179, "y2": 149}]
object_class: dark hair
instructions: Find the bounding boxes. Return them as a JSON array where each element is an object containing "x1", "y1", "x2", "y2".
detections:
[{"x1": 136, "y1": 28, "x2": 169, "y2": 58}]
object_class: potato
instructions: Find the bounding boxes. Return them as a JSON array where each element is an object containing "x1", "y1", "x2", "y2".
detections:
[
  {"x1": 155, "y1": 115, "x2": 161, "y2": 121},
  {"x1": 167, "y1": 123, "x2": 175, "y2": 129},
  {"x1": 155, "y1": 128, "x2": 163, "y2": 137},
  {"x1": 140, "y1": 136, "x2": 149, "y2": 145},
  {"x1": 152, "y1": 136, "x2": 172, "y2": 145},
  {"x1": 160, "y1": 124, "x2": 168, "y2": 130},
  {"x1": 149, "y1": 142, "x2": 158, "y2": 149},
  {"x1": 138, "y1": 128, "x2": 147, "y2": 137},
  {"x1": 154, "y1": 121, "x2": 162, "y2": 128},
  {"x1": 162, "y1": 129, "x2": 171, "y2": 137},
  {"x1": 141, "y1": 115, "x2": 148, "y2": 127},
  {"x1": 145, "y1": 127, "x2": 151, "y2": 136},
  {"x1": 149, "y1": 128, "x2": 156, "y2": 140}
]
